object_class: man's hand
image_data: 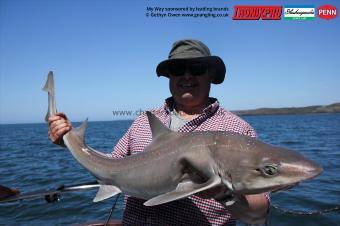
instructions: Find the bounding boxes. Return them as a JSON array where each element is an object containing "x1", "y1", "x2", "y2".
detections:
[
  {"x1": 196, "y1": 185, "x2": 269, "y2": 225},
  {"x1": 222, "y1": 193, "x2": 269, "y2": 225},
  {"x1": 48, "y1": 112, "x2": 72, "y2": 146}
]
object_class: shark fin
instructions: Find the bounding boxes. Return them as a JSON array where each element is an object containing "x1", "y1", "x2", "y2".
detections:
[
  {"x1": 144, "y1": 175, "x2": 221, "y2": 206},
  {"x1": 76, "y1": 119, "x2": 88, "y2": 138},
  {"x1": 93, "y1": 185, "x2": 121, "y2": 202},
  {"x1": 64, "y1": 119, "x2": 88, "y2": 145},
  {"x1": 70, "y1": 119, "x2": 88, "y2": 140},
  {"x1": 45, "y1": 112, "x2": 50, "y2": 123},
  {"x1": 43, "y1": 71, "x2": 57, "y2": 122},
  {"x1": 146, "y1": 111, "x2": 171, "y2": 139},
  {"x1": 42, "y1": 71, "x2": 54, "y2": 92}
]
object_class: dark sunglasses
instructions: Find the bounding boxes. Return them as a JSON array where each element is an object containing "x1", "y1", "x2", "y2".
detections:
[{"x1": 169, "y1": 61, "x2": 209, "y2": 77}]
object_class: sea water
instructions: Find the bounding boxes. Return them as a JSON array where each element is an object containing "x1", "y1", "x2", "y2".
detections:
[{"x1": 0, "y1": 114, "x2": 339, "y2": 225}]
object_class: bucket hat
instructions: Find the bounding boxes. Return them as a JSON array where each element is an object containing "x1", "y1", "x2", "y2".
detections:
[{"x1": 156, "y1": 39, "x2": 226, "y2": 84}]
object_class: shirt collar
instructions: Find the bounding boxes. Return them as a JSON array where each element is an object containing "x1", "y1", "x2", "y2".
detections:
[{"x1": 163, "y1": 96, "x2": 220, "y2": 116}]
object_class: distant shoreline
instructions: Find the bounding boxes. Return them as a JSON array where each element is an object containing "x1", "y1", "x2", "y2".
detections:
[
  {"x1": 232, "y1": 103, "x2": 340, "y2": 116},
  {"x1": 1, "y1": 103, "x2": 339, "y2": 125}
]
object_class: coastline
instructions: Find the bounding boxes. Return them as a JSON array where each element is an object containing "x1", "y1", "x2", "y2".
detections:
[{"x1": 232, "y1": 103, "x2": 340, "y2": 116}]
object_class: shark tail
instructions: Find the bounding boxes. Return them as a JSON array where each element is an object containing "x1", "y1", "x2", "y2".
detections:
[
  {"x1": 44, "y1": 72, "x2": 122, "y2": 203},
  {"x1": 42, "y1": 71, "x2": 54, "y2": 92},
  {"x1": 43, "y1": 71, "x2": 57, "y2": 122},
  {"x1": 63, "y1": 120, "x2": 122, "y2": 202}
]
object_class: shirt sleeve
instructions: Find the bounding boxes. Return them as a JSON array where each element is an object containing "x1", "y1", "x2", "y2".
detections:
[
  {"x1": 109, "y1": 113, "x2": 148, "y2": 159},
  {"x1": 244, "y1": 126, "x2": 257, "y2": 138},
  {"x1": 109, "y1": 126, "x2": 132, "y2": 159},
  {"x1": 240, "y1": 120, "x2": 257, "y2": 138}
]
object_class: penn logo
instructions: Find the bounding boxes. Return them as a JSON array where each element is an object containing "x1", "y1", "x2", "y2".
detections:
[
  {"x1": 233, "y1": 6, "x2": 282, "y2": 20},
  {"x1": 318, "y1": 5, "x2": 337, "y2": 20}
]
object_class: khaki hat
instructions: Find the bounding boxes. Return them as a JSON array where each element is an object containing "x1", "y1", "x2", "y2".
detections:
[{"x1": 156, "y1": 39, "x2": 226, "y2": 84}]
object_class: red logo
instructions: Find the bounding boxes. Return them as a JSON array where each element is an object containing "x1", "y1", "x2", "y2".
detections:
[
  {"x1": 318, "y1": 5, "x2": 337, "y2": 20},
  {"x1": 233, "y1": 6, "x2": 282, "y2": 20}
]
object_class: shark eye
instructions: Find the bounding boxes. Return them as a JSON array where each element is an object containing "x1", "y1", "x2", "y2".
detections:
[{"x1": 261, "y1": 164, "x2": 279, "y2": 177}]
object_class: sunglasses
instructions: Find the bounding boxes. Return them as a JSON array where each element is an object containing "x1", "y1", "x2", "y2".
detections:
[{"x1": 169, "y1": 61, "x2": 209, "y2": 77}]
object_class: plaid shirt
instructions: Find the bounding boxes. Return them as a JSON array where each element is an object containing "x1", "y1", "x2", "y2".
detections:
[{"x1": 112, "y1": 98, "x2": 258, "y2": 226}]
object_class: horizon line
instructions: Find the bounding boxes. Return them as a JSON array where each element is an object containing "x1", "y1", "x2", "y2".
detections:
[{"x1": 1, "y1": 102, "x2": 339, "y2": 125}]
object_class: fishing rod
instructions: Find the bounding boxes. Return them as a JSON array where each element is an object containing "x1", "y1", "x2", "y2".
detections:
[
  {"x1": 0, "y1": 181, "x2": 99, "y2": 203},
  {"x1": 2, "y1": 182, "x2": 339, "y2": 217},
  {"x1": 1, "y1": 182, "x2": 123, "y2": 226}
]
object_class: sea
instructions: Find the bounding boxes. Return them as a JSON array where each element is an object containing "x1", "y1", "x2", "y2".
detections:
[{"x1": 0, "y1": 114, "x2": 339, "y2": 226}]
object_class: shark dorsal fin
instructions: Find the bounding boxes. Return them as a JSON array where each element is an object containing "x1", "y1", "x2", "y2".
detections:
[{"x1": 146, "y1": 111, "x2": 171, "y2": 139}]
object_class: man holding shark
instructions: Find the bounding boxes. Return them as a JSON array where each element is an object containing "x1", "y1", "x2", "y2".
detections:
[{"x1": 48, "y1": 39, "x2": 270, "y2": 225}]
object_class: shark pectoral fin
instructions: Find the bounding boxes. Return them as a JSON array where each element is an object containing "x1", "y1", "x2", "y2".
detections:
[
  {"x1": 144, "y1": 175, "x2": 221, "y2": 206},
  {"x1": 93, "y1": 185, "x2": 121, "y2": 202}
]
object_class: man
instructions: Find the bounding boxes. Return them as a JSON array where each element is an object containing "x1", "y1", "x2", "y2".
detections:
[{"x1": 48, "y1": 39, "x2": 269, "y2": 225}]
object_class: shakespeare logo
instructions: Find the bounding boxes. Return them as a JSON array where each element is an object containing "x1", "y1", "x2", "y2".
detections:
[
  {"x1": 232, "y1": 6, "x2": 282, "y2": 20},
  {"x1": 284, "y1": 6, "x2": 315, "y2": 20},
  {"x1": 318, "y1": 5, "x2": 337, "y2": 20}
]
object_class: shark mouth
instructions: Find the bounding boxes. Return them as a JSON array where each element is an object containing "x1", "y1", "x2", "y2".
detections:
[{"x1": 271, "y1": 183, "x2": 299, "y2": 193}]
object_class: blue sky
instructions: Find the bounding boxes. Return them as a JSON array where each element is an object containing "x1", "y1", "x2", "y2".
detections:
[{"x1": 0, "y1": 0, "x2": 339, "y2": 124}]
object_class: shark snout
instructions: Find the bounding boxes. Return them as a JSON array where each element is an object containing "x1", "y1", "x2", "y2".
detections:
[
  {"x1": 305, "y1": 162, "x2": 323, "y2": 178},
  {"x1": 290, "y1": 159, "x2": 323, "y2": 181}
]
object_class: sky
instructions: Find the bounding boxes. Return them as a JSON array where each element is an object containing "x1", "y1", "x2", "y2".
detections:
[{"x1": 0, "y1": 0, "x2": 339, "y2": 124}]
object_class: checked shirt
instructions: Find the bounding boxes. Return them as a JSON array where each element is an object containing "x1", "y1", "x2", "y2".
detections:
[{"x1": 111, "y1": 97, "x2": 258, "y2": 226}]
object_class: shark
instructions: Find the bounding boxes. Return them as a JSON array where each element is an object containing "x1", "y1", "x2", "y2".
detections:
[{"x1": 43, "y1": 71, "x2": 323, "y2": 207}]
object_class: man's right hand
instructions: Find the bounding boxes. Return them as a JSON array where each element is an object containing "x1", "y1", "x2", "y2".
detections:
[{"x1": 48, "y1": 112, "x2": 72, "y2": 146}]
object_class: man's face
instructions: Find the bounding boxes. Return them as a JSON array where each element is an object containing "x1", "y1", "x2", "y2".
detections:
[{"x1": 168, "y1": 60, "x2": 213, "y2": 108}]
